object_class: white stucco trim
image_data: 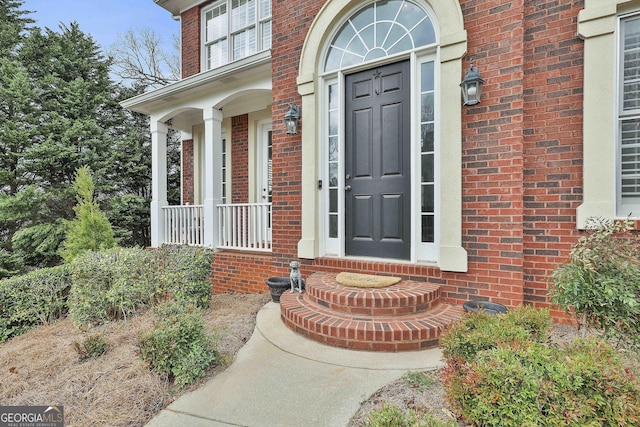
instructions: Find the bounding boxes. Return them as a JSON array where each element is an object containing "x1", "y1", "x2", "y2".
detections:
[
  {"x1": 577, "y1": 0, "x2": 639, "y2": 227},
  {"x1": 297, "y1": 0, "x2": 468, "y2": 272}
]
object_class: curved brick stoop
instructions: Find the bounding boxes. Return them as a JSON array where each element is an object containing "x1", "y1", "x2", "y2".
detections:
[{"x1": 279, "y1": 272, "x2": 464, "y2": 352}]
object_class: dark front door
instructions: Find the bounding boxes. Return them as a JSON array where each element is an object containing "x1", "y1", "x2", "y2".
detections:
[{"x1": 345, "y1": 60, "x2": 411, "y2": 259}]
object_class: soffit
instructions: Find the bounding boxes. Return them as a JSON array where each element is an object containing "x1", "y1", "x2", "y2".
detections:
[
  {"x1": 153, "y1": 0, "x2": 203, "y2": 16},
  {"x1": 121, "y1": 51, "x2": 272, "y2": 115}
]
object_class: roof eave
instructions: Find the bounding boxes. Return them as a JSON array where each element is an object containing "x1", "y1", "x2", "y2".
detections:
[{"x1": 121, "y1": 50, "x2": 272, "y2": 115}]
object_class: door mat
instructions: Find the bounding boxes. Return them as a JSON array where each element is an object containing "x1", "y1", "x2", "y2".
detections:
[{"x1": 335, "y1": 272, "x2": 401, "y2": 288}]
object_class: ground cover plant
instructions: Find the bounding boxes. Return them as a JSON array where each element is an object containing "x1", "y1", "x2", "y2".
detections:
[
  {"x1": 363, "y1": 402, "x2": 458, "y2": 427},
  {"x1": 439, "y1": 307, "x2": 640, "y2": 426}
]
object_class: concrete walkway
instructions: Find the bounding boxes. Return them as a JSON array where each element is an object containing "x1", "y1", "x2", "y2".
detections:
[{"x1": 146, "y1": 301, "x2": 444, "y2": 427}]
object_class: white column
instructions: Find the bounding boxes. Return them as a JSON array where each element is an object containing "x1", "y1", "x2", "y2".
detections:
[
  {"x1": 203, "y1": 108, "x2": 224, "y2": 247},
  {"x1": 150, "y1": 120, "x2": 169, "y2": 247}
]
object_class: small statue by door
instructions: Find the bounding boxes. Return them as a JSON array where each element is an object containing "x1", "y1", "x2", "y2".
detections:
[{"x1": 289, "y1": 261, "x2": 304, "y2": 293}]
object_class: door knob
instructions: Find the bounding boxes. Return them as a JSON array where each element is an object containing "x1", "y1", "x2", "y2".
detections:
[{"x1": 345, "y1": 185, "x2": 352, "y2": 191}]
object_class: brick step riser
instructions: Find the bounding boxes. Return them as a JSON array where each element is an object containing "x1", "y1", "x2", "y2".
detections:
[
  {"x1": 306, "y1": 293, "x2": 439, "y2": 317},
  {"x1": 304, "y1": 276, "x2": 442, "y2": 317},
  {"x1": 280, "y1": 295, "x2": 464, "y2": 351},
  {"x1": 279, "y1": 273, "x2": 464, "y2": 352},
  {"x1": 282, "y1": 317, "x2": 440, "y2": 352}
]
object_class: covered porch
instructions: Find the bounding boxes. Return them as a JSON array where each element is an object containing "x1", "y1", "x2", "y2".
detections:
[{"x1": 122, "y1": 52, "x2": 273, "y2": 252}]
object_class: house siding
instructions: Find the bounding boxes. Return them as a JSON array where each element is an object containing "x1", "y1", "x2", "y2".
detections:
[{"x1": 174, "y1": 0, "x2": 587, "y2": 318}]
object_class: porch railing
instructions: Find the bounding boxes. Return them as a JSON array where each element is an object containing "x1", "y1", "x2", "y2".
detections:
[
  {"x1": 162, "y1": 205, "x2": 204, "y2": 246},
  {"x1": 161, "y1": 203, "x2": 272, "y2": 251},
  {"x1": 217, "y1": 203, "x2": 272, "y2": 252}
]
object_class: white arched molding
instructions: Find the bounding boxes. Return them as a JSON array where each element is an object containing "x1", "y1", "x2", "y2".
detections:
[
  {"x1": 577, "y1": 0, "x2": 638, "y2": 227},
  {"x1": 296, "y1": 0, "x2": 468, "y2": 272}
]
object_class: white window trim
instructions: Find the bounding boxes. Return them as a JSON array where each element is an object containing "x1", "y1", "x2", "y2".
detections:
[
  {"x1": 257, "y1": 120, "x2": 272, "y2": 204},
  {"x1": 297, "y1": 0, "x2": 468, "y2": 272},
  {"x1": 201, "y1": 0, "x2": 272, "y2": 73},
  {"x1": 578, "y1": 0, "x2": 640, "y2": 226}
]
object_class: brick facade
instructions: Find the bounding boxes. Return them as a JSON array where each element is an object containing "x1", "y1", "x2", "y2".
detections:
[
  {"x1": 181, "y1": 139, "x2": 194, "y2": 204},
  {"x1": 231, "y1": 114, "x2": 249, "y2": 204},
  {"x1": 181, "y1": 5, "x2": 202, "y2": 78},
  {"x1": 177, "y1": 0, "x2": 588, "y2": 317},
  {"x1": 521, "y1": 0, "x2": 584, "y2": 311}
]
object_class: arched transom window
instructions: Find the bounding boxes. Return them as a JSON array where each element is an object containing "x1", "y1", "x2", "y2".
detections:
[{"x1": 324, "y1": 0, "x2": 436, "y2": 72}]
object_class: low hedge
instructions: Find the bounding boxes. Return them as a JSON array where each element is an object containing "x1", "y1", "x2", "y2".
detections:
[
  {"x1": 441, "y1": 307, "x2": 640, "y2": 426},
  {"x1": 69, "y1": 245, "x2": 213, "y2": 328},
  {"x1": 440, "y1": 305, "x2": 551, "y2": 361},
  {"x1": 0, "y1": 265, "x2": 72, "y2": 343}
]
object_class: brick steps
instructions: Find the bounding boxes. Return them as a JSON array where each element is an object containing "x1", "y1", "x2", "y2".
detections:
[{"x1": 280, "y1": 272, "x2": 464, "y2": 352}]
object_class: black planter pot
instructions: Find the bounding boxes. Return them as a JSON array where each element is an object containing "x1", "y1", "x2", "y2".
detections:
[
  {"x1": 266, "y1": 277, "x2": 305, "y2": 303},
  {"x1": 463, "y1": 300, "x2": 508, "y2": 315}
]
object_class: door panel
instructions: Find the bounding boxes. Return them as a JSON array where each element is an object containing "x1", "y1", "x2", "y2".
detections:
[
  {"x1": 381, "y1": 194, "x2": 403, "y2": 240},
  {"x1": 354, "y1": 109, "x2": 373, "y2": 178},
  {"x1": 381, "y1": 102, "x2": 402, "y2": 176},
  {"x1": 345, "y1": 60, "x2": 411, "y2": 259},
  {"x1": 352, "y1": 195, "x2": 373, "y2": 239}
]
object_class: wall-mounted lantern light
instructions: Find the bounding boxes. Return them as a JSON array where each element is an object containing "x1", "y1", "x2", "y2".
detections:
[
  {"x1": 284, "y1": 104, "x2": 300, "y2": 134},
  {"x1": 460, "y1": 62, "x2": 485, "y2": 106}
]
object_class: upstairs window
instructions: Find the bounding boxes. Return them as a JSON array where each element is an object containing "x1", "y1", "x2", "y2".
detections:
[{"x1": 203, "y1": 0, "x2": 272, "y2": 71}]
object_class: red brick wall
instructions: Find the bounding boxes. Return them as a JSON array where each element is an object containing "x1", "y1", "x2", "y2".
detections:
[
  {"x1": 521, "y1": 0, "x2": 584, "y2": 312},
  {"x1": 182, "y1": 139, "x2": 194, "y2": 205},
  {"x1": 231, "y1": 115, "x2": 249, "y2": 203},
  {"x1": 211, "y1": 252, "x2": 273, "y2": 293},
  {"x1": 181, "y1": 5, "x2": 202, "y2": 78},
  {"x1": 457, "y1": 0, "x2": 526, "y2": 307},
  {"x1": 173, "y1": 0, "x2": 588, "y2": 318},
  {"x1": 270, "y1": 0, "x2": 323, "y2": 275}
]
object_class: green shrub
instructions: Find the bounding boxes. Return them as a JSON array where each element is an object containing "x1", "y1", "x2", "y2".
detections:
[
  {"x1": 440, "y1": 306, "x2": 640, "y2": 426},
  {"x1": 68, "y1": 245, "x2": 212, "y2": 328},
  {"x1": 443, "y1": 339, "x2": 640, "y2": 426},
  {"x1": 364, "y1": 403, "x2": 458, "y2": 427},
  {"x1": 150, "y1": 245, "x2": 212, "y2": 309},
  {"x1": 68, "y1": 247, "x2": 158, "y2": 327},
  {"x1": 440, "y1": 305, "x2": 551, "y2": 361},
  {"x1": 73, "y1": 334, "x2": 109, "y2": 362},
  {"x1": 551, "y1": 217, "x2": 640, "y2": 349},
  {"x1": 0, "y1": 265, "x2": 71, "y2": 343},
  {"x1": 138, "y1": 302, "x2": 218, "y2": 387}
]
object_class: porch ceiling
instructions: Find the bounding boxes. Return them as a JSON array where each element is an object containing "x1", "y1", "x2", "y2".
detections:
[{"x1": 121, "y1": 51, "x2": 272, "y2": 116}]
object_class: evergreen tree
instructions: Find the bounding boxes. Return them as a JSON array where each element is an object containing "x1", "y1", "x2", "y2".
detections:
[
  {"x1": 2, "y1": 21, "x2": 120, "y2": 269},
  {"x1": 59, "y1": 166, "x2": 116, "y2": 263},
  {"x1": 0, "y1": 0, "x2": 36, "y2": 276},
  {"x1": 0, "y1": 0, "x2": 32, "y2": 58},
  {"x1": 0, "y1": 4, "x2": 181, "y2": 274}
]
